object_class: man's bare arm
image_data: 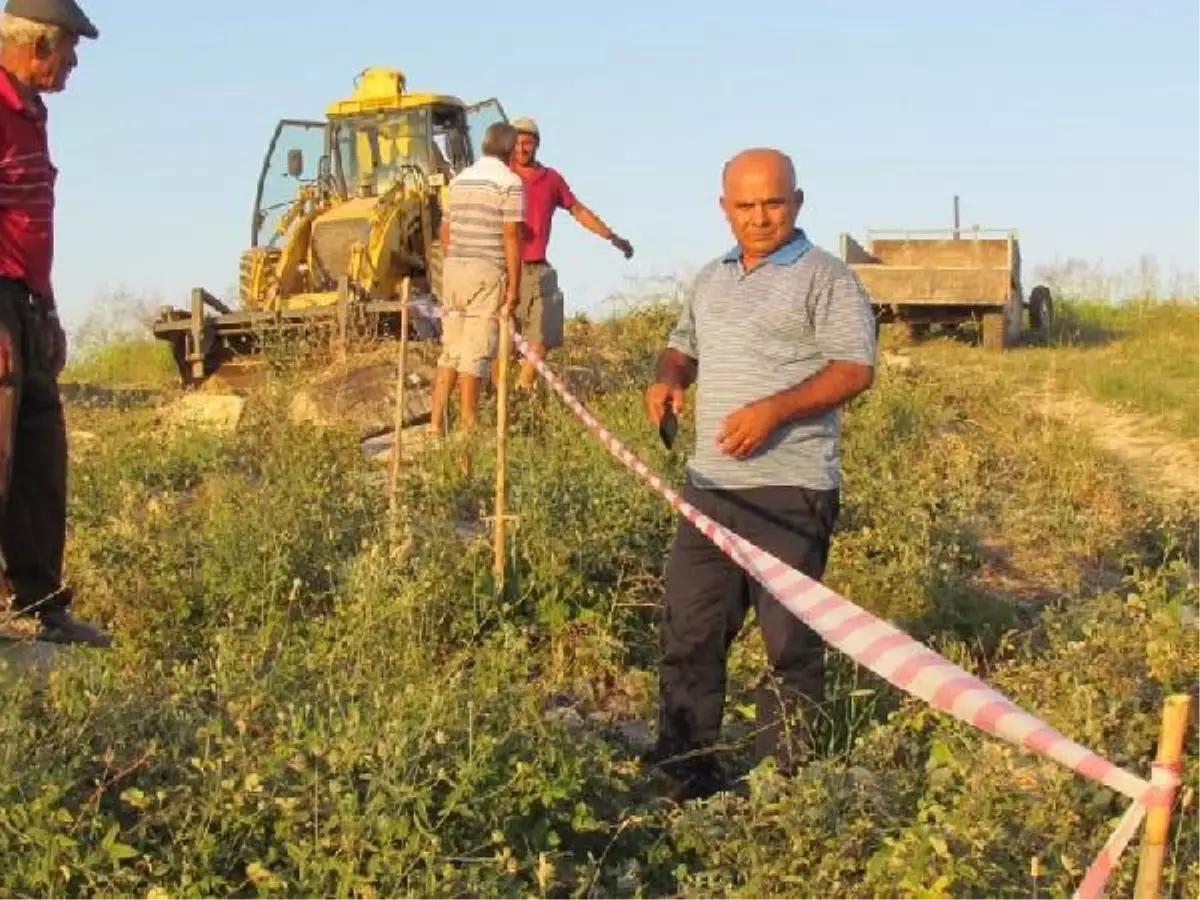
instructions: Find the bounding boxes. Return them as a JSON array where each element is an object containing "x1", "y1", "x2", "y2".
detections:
[
  {"x1": 716, "y1": 360, "x2": 873, "y2": 459},
  {"x1": 655, "y1": 348, "x2": 698, "y2": 391},
  {"x1": 569, "y1": 201, "x2": 633, "y2": 256},
  {"x1": 502, "y1": 221, "x2": 522, "y2": 309},
  {"x1": 645, "y1": 348, "x2": 697, "y2": 424},
  {"x1": 569, "y1": 201, "x2": 614, "y2": 238},
  {"x1": 763, "y1": 360, "x2": 873, "y2": 424},
  {"x1": 439, "y1": 219, "x2": 450, "y2": 252}
]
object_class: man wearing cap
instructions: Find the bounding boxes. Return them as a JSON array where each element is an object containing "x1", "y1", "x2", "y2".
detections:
[
  {"x1": 0, "y1": 0, "x2": 110, "y2": 646},
  {"x1": 507, "y1": 116, "x2": 634, "y2": 391}
]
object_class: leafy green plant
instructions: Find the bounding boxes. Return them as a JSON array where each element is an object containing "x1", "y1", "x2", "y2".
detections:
[{"x1": 0, "y1": 289, "x2": 1195, "y2": 898}]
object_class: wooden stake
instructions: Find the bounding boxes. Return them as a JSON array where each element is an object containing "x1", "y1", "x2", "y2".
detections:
[
  {"x1": 493, "y1": 312, "x2": 511, "y2": 585},
  {"x1": 1134, "y1": 693, "x2": 1192, "y2": 899},
  {"x1": 388, "y1": 277, "x2": 412, "y2": 526}
]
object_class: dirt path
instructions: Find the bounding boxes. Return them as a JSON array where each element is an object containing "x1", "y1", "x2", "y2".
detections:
[
  {"x1": 883, "y1": 348, "x2": 1197, "y2": 506},
  {"x1": 1031, "y1": 391, "x2": 1198, "y2": 505}
]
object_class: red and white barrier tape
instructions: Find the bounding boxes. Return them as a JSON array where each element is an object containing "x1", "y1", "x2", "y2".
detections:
[
  {"x1": 1073, "y1": 760, "x2": 1184, "y2": 899},
  {"x1": 506, "y1": 323, "x2": 1180, "y2": 899}
]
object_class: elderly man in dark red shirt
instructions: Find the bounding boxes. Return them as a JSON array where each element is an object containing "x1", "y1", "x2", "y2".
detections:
[
  {"x1": 0, "y1": 0, "x2": 110, "y2": 646},
  {"x1": 507, "y1": 117, "x2": 634, "y2": 390}
]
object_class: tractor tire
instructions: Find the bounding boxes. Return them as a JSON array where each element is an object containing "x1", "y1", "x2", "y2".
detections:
[
  {"x1": 981, "y1": 312, "x2": 1007, "y2": 351},
  {"x1": 1029, "y1": 284, "x2": 1054, "y2": 337}
]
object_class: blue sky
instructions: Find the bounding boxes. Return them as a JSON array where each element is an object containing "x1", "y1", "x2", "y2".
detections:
[{"x1": 43, "y1": 0, "x2": 1200, "y2": 331}]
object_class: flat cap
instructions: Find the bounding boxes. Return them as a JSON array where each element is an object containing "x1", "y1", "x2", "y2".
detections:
[
  {"x1": 3, "y1": 0, "x2": 98, "y2": 38},
  {"x1": 511, "y1": 116, "x2": 539, "y2": 136}
]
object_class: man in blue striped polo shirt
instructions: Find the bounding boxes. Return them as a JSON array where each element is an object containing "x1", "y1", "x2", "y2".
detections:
[{"x1": 643, "y1": 147, "x2": 877, "y2": 801}]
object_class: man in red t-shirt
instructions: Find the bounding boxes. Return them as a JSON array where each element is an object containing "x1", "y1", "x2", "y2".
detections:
[
  {"x1": 507, "y1": 117, "x2": 633, "y2": 390},
  {"x1": 1, "y1": 0, "x2": 110, "y2": 647}
]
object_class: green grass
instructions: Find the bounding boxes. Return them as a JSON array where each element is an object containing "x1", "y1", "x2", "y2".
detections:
[
  {"x1": 912, "y1": 296, "x2": 1200, "y2": 441},
  {"x1": 61, "y1": 289, "x2": 182, "y2": 390},
  {"x1": 0, "y1": 297, "x2": 1196, "y2": 899},
  {"x1": 60, "y1": 336, "x2": 179, "y2": 390},
  {"x1": 1049, "y1": 299, "x2": 1200, "y2": 438}
]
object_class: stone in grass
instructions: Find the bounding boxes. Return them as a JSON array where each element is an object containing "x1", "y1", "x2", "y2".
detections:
[
  {"x1": 0, "y1": 618, "x2": 65, "y2": 686},
  {"x1": 290, "y1": 359, "x2": 434, "y2": 436},
  {"x1": 164, "y1": 393, "x2": 246, "y2": 433}
]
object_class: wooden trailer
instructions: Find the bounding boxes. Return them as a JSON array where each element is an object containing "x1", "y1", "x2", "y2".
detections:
[{"x1": 840, "y1": 225, "x2": 1051, "y2": 350}]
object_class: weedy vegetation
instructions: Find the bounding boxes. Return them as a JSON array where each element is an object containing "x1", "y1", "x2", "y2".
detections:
[{"x1": 0, "y1": 273, "x2": 1196, "y2": 899}]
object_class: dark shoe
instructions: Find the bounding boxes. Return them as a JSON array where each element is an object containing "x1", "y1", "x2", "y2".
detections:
[
  {"x1": 640, "y1": 745, "x2": 727, "y2": 803},
  {"x1": 654, "y1": 759, "x2": 727, "y2": 803},
  {"x1": 660, "y1": 763, "x2": 726, "y2": 803},
  {"x1": 36, "y1": 608, "x2": 113, "y2": 648}
]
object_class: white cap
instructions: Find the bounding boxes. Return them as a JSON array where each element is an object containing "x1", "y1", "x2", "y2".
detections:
[{"x1": 511, "y1": 116, "x2": 539, "y2": 136}]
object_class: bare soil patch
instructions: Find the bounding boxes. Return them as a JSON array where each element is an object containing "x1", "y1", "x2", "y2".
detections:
[{"x1": 1031, "y1": 390, "x2": 1199, "y2": 504}]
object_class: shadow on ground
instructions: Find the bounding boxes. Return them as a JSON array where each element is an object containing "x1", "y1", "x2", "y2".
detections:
[{"x1": 881, "y1": 311, "x2": 1122, "y2": 351}]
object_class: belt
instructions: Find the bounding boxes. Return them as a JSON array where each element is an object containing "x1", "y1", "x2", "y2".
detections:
[
  {"x1": 0, "y1": 277, "x2": 53, "y2": 316},
  {"x1": 0, "y1": 276, "x2": 34, "y2": 303}
]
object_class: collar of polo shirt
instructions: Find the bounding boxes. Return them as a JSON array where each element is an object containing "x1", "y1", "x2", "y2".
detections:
[
  {"x1": 722, "y1": 228, "x2": 813, "y2": 267},
  {"x1": 0, "y1": 67, "x2": 45, "y2": 119}
]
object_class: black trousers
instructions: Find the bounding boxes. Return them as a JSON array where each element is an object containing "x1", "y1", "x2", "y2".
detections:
[
  {"x1": 0, "y1": 278, "x2": 69, "y2": 615},
  {"x1": 656, "y1": 479, "x2": 839, "y2": 774}
]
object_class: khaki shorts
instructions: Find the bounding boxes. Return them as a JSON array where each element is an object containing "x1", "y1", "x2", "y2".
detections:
[
  {"x1": 516, "y1": 261, "x2": 564, "y2": 349},
  {"x1": 438, "y1": 256, "x2": 503, "y2": 378}
]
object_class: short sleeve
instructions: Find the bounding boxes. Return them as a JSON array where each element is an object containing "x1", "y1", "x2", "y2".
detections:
[
  {"x1": 555, "y1": 171, "x2": 578, "y2": 210},
  {"x1": 666, "y1": 286, "x2": 699, "y2": 359},
  {"x1": 501, "y1": 181, "x2": 524, "y2": 224},
  {"x1": 813, "y1": 262, "x2": 877, "y2": 366}
]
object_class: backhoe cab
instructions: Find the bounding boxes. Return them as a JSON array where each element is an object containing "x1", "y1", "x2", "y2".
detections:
[{"x1": 152, "y1": 67, "x2": 508, "y2": 385}]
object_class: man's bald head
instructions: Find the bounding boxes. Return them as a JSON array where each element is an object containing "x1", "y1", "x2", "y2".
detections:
[
  {"x1": 722, "y1": 148, "x2": 797, "y2": 193},
  {"x1": 719, "y1": 147, "x2": 804, "y2": 264}
]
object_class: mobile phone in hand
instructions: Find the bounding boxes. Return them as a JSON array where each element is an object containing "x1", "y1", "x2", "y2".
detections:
[{"x1": 659, "y1": 405, "x2": 678, "y2": 450}]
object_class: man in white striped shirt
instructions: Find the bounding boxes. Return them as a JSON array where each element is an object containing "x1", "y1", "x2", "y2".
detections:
[{"x1": 431, "y1": 121, "x2": 524, "y2": 434}]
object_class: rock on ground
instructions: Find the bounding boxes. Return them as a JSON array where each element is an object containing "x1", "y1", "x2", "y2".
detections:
[
  {"x1": 164, "y1": 393, "x2": 246, "y2": 433},
  {"x1": 289, "y1": 358, "x2": 435, "y2": 436},
  {"x1": 360, "y1": 424, "x2": 439, "y2": 465},
  {"x1": 0, "y1": 618, "x2": 64, "y2": 687},
  {"x1": 58, "y1": 382, "x2": 161, "y2": 409}
]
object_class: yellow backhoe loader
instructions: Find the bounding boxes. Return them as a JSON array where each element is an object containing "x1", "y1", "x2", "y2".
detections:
[{"x1": 152, "y1": 67, "x2": 508, "y2": 385}]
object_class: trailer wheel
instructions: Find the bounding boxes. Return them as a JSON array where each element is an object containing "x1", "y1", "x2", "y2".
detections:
[
  {"x1": 1029, "y1": 284, "x2": 1054, "y2": 337},
  {"x1": 981, "y1": 312, "x2": 1007, "y2": 351}
]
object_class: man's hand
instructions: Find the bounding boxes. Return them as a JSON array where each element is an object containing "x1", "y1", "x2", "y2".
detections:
[
  {"x1": 717, "y1": 398, "x2": 782, "y2": 459},
  {"x1": 502, "y1": 284, "x2": 520, "y2": 319},
  {"x1": 610, "y1": 235, "x2": 634, "y2": 259},
  {"x1": 645, "y1": 381, "x2": 685, "y2": 426},
  {"x1": 0, "y1": 326, "x2": 14, "y2": 383}
]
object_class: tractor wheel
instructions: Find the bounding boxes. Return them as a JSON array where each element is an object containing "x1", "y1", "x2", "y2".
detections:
[
  {"x1": 1029, "y1": 284, "x2": 1054, "y2": 337},
  {"x1": 891, "y1": 321, "x2": 924, "y2": 345},
  {"x1": 981, "y1": 312, "x2": 1007, "y2": 351},
  {"x1": 903, "y1": 322, "x2": 931, "y2": 342}
]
